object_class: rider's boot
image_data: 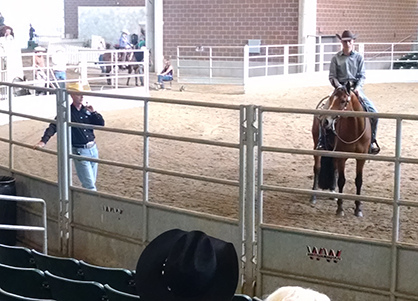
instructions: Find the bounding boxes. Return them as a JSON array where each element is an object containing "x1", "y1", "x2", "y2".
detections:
[
  {"x1": 370, "y1": 118, "x2": 380, "y2": 154},
  {"x1": 370, "y1": 140, "x2": 380, "y2": 155}
]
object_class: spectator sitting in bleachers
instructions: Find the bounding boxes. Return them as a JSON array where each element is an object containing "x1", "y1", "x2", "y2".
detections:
[
  {"x1": 265, "y1": 286, "x2": 330, "y2": 301},
  {"x1": 135, "y1": 229, "x2": 239, "y2": 301}
]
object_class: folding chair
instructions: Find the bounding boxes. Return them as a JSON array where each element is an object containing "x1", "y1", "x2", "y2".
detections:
[
  {"x1": 104, "y1": 284, "x2": 140, "y2": 301},
  {"x1": 31, "y1": 249, "x2": 84, "y2": 280},
  {"x1": 0, "y1": 287, "x2": 55, "y2": 301},
  {"x1": 0, "y1": 263, "x2": 52, "y2": 299},
  {"x1": 79, "y1": 260, "x2": 137, "y2": 295},
  {"x1": 45, "y1": 270, "x2": 106, "y2": 301},
  {"x1": 0, "y1": 243, "x2": 36, "y2": 268}
]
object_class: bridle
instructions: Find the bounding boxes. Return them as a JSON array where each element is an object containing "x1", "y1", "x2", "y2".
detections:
[{"x1": 323, "y1": 87, "x2": 368, "y2": 147}]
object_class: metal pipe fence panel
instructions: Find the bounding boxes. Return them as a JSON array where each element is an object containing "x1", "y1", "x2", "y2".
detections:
[
  {"x1": 255, "y1": 105, "x2": 418, "y2": 300},
  {"x1": 1, "y1": 80, "x2": 418, "y2": 298}
]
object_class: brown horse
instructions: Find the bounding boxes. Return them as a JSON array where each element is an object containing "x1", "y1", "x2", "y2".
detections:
[
  {"x1": 101, "y1": 50, "x2": 142, "y2": 86},
  {"x1": 311, "y1": 82, "x2": 372, "y2": 217}
]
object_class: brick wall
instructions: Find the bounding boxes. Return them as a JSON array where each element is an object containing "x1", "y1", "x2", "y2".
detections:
[
  {"x1": 66, "y1": 1, "x2": 418, "y2": 57},
  {"x1": 317, "y1": 0, "x2": 418, "y2": 43},
  {"x1": 163, "y1": 0, "x2": 299, "y2": 58},
  {"x1": 65, "y1": 0, "x2": 145, "y2": 38}
]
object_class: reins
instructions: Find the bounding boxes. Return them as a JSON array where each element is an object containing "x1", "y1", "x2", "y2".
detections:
[{"x1": 331, "y1": 91, "x2": 368, "y2": 146}]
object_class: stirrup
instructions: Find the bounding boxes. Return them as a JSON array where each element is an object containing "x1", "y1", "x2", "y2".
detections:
[{"x1": 370, "y1": 141, "x2": 380, "y2": 155}]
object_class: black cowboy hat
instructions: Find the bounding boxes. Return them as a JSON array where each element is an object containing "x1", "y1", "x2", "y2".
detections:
[
  {"x1": 336, "y1": 30, "x2": 357, "y2": 41},
  {"x1": 135, "y1": 229, "x2": 239, "y2": 301}
]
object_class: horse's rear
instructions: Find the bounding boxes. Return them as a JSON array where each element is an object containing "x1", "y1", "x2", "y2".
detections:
[{"x1": 312, "y1": 82, "x2": 372, "y2": 217}]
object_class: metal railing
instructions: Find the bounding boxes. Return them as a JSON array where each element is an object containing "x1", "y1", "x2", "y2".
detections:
[
  {"x1": 0, "y1": 194, "x2": 47, "y2": 253},
  {"x1": 176, "y1": 41, "x2": 418, "y2": 86}
]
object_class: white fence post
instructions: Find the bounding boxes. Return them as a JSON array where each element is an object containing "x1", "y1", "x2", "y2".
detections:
[
  {"x1": 243, "y1": 45, "x2": 249, "y2": 93},
  {"x1": 283, "y1": 45, "x2": 289, "y2": 75}
]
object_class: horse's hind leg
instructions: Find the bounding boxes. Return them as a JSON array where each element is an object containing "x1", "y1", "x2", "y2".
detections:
[
  {"x1": 354, "y1": 159, "x2": 366, "y2": 217},
  {"x1": 336, "y1": 159, "x2": 347, "y2": 216}
]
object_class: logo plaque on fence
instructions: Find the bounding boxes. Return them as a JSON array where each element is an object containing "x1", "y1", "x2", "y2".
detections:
[{"x1": 307, "y1": 246, "x2": 342, "y2": 263}]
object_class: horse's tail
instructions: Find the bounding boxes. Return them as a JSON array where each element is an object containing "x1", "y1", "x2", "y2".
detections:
[{"x1": 318, "y1": 156, "x2": 335, "y2": 190}]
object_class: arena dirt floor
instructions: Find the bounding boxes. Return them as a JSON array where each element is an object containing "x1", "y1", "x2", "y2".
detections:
[{"x1": 2, "y1": 63, "x2": 418, "y2": 244}]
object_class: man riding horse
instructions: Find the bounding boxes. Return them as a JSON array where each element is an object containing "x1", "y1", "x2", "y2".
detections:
[{"x1": 316, "y1": 30, "x2": 380, "y2": 155}]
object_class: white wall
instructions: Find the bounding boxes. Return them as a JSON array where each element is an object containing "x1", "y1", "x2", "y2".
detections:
[
  {"x1": 78, "y1": 7, "x2": 146, "y2": 48},
  {"x1": 1, "y1": 0, "x2": 64, "y2": 48}
]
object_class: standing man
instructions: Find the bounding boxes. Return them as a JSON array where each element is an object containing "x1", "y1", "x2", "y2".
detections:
[
  {"x1": 29, "y1": 24, "x2": 36, "y2": 41},
  {"x1": 317, "y1": 30, "x2": 380, "y2": 154},
  {"x1": 34, "y1": 83, "x2": 105, "y2": 190},
  {"x1": 52, "y1": 47, "x2": 67, "y2": 89}
]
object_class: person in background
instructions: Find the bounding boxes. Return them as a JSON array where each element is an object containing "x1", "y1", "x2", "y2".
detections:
[
  {"x1": 52, "y1": 47, "x2": 67, "y2": 89},
  {"x1": 29, "y1": 24, "x2": 36, "y2": 41},
  {"x1": 118, "y1": 29, "x2": 132, "y2": 67},
  {"x1": 156, "y1": 56, "x2": 173, "y2": 90},
  {"x1": 33, "y1": 46, "x2": 48, "y2": 95},
  {"x1": 34, "y1": 82, "x2": 105, "y2": 191}
]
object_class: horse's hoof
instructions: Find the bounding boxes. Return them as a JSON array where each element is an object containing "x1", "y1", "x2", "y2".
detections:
[
  {"x1": 336, "y1": 210, "x2": 345, "y2": 217},
  {"x1": 310, "y1": 196, "x2": 316, "y2": 204},
  {"x1": 355, "y1": 210, "x2": 363, "y2": 217}
]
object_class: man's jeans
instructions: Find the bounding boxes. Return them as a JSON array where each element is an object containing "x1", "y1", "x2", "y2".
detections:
[
  {"x1": 54, "y1": 71, "x2": 66, "y2": 89},
  {"x1": 357, "y1": 89, "x2": 378, "y2": 142},
  {"x1": 157, "y1": 75, "x2": 173, "y2": 89},
  {"x1": 72, "y1": 144, "x2": 99, "y2": 190}
]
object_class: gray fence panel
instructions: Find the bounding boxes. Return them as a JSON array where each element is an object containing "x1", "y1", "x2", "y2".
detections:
[
  {"x1": 397, "y1": 248, "x2": 418, "y2": 295},
  {"x1": 71, "y1": 190, "x2": 144, "y2": 240},
  {"x1": 147, "y1": 206, "x2": 240, "y2": 251},
  {"x1": 260, "y1": 228, "x2": 391, "y2": 290},
  {"x1": 72, "y1": 227, "x2": 143, "y2": 269},
  {"x1": 13, "y1": 174, "x2": 59, "y2": 252}
]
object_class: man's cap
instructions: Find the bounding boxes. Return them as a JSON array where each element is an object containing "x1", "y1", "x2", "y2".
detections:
[
  {"x1": 66, "y1": 82, "x2": 91, "y2": 92},
  {"x1": 122, "y1": 29, "x2": 129, "y2": 34},
  {"x1": 135, "y1": 229, "x2": 239, "y2": 301},
  {"x1": 336, "y1": 30, "x2": 357, "y2": 41},
  {"x1": 34, "y1": 46, "x2": 46, "y2": 52}
]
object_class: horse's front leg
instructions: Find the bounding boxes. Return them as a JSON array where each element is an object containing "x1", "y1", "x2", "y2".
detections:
[
  {"x1": 354, "y1": 159, "x2": 366, "y2": 217},
  {"x1": 311, "y1": 155, "x2": 320, "y2": 204},
  {"x1": 336, "y1": 159, "x2": 347, "y2": 216}
]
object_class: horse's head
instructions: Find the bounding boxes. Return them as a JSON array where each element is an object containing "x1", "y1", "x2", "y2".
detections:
[{"x1": 319, "y1": 82, "x2": 352, "y2": 130}]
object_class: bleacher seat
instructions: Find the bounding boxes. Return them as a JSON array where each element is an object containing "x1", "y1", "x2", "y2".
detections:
[
  {"x1": 0, "y1": 263, "x2": 53, "y2": 299},
  {"x1": 0, "y1": 287, "x2": 55, "y2": 301},
  {"x1": 45, "y1": 270, "x2": 106, "y2": 301},
  {"x1": 79, "y1": 260, "x2": 137, "y2": 295},
  {"x1": 31, "y1": 249, "x2": 84, "y2": 280},
  {"x1": 232, "y1": 294, "x2": 253, "y2": 301},
  {"x1": 104, "y1": 284, "x2": 140, "y2": 301},
  {"x1": 0, "y1": 243, "x2": 36, "y2": 268}
]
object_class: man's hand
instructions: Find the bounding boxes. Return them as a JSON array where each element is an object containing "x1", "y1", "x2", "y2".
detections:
[
  {"x1": 33, "y1": 141, "x2": 46, "y2": 149},
  {"x1": 85, "y1": 104, "x2": 95, "y2": 113}
]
